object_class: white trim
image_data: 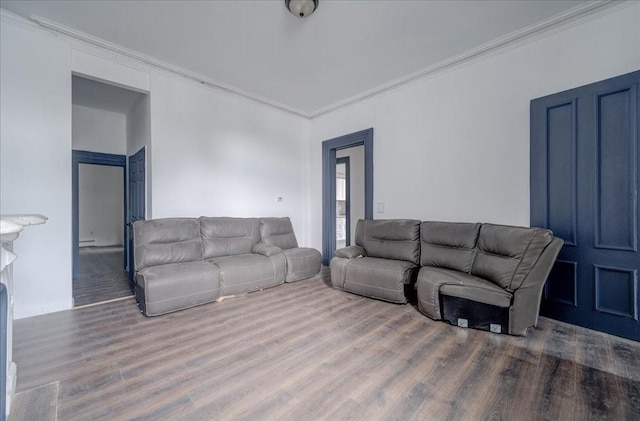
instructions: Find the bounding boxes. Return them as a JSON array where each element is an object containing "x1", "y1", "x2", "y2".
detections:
[
  {"x1": 310, "y1": 0, "x2": 624, "y2": 117},
  {"x1": 28, "y1": 14, "x2": 311, "y2": 118},
  {"x1": 0, "y1": 1, "x2": 628, "y2": 119}
]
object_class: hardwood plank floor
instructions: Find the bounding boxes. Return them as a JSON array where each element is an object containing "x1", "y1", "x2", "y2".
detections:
[
  {"x1": 73, "y1": 246, "x2": 132, "y2": 307},
  {"x1": 7, "y1": 382, "x2": 58, "y2": 421},
  {"x1": 12, "y1": 267, "x2": 640, "y2": 420}
]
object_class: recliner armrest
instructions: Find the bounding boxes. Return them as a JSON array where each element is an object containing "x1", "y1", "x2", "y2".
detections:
[
  {"x1": 252, "y1": 242, "x2": 283, "y2": 256},
  {"x1": 334, "y1": 245, "x2": 366, "y2": 259}
]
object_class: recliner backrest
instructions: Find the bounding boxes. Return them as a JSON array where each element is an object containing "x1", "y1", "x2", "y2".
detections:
[
  {"x1": 355, "y1": 219, "x2": 421, "y2": 264},
  {"x1": 260, "y1": 217, "x2": 299, "y2": 250},
  {"x1": 420, "y1": 221, "x2": 480, "y2": 273},
  {"x1": 199, "y1": 217, "x2": 261, "y2": 259},
  {"x1": 134, "y1": 218, "x2": 203, "y2": 271},
  {"x1": 470, "y1": 224, "x2": 554, "y2": 290}
]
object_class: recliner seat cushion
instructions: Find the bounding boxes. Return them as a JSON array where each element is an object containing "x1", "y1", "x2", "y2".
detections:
[
  {"x1": 260, "y1": 217, "x2": 299, "y2": 250},
  {"x1": 420, "y1": 221, "x2": 480, "y2": 273},
  {"x1": 199, "y1": 217, "x2": 260, "y2": 259},
  {"x1": 342, "y1": 257, "x2": 418, "y2": 304},
  {"x1": 209, "y1": 253, "x2": 281, "y2": 295},
  {"x1": 136, "y1": 261, "x2": 221, "y2": 316},
  {"x1": 355, "y1": 219, "x2": 421, "y2": 264},
  {"x1": 417, "y1": 267, "x2": 513, "y2": 320},
  {"x1": 440, "y1": 282, "x2": 512, "y2": 308},
  {"x1": 471, "y1": 224, "x2": 554, "y2": 289},
  {"x1": 282, "y1": 247, "x2": 322, "y2": 282},
  {"x1": 134, "y1": 218, "x2": 203, "y2": 271}
]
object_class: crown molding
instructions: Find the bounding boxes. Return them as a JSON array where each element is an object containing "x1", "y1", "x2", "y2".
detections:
[
  {"x1": 25, "y1": 14, "x2": 311, "y2": 119},
  {"x1": 309, "y1": 0, "x2": 625, "y2": 118},
  {"x1": 2, "y1": 1, "x2": 629, "y2": 120}
]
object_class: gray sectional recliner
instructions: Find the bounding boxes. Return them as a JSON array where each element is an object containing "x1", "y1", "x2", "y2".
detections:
[
  {"x1": 331, "y1": 219, "x2": 563, "y2": 336},
  {"x1": 330, "y1": 219, "x2": 421, "y2": 304},
  {"x1": 134, "y1": 216, "x2": 321, "y2": 316}
]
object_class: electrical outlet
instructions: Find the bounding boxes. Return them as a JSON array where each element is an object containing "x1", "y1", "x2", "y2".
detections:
[{"x1": 377, "y1": 202, "x2": 384, "y2": 213}]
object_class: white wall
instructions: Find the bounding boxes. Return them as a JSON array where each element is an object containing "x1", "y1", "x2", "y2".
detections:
[
  {"x1": 337, "y1": 146, "x2": 365, "y2": 245},
  {"x1": 72, "y1": 97, "x2": 128, "y2": 249},
  {"x1": 149, "y1": 72, "x2": 310, "y2": 241},
  {"x1": 0, "y1": 17, "x2": 73, "y2": 317},
  {"x1": 72, "y1": 104, "x2": 127, "y2": 154},
  {"x1": 1, "y1": 4, "x2": 637, "y2": 318},
  {"x1": 0, "y1": 13, "x2": 310, "y2": 318},
  {"x1": 78, "y1": 164, "x2": 124, "y2": 247},
  {"x1": 308, "y1": 4, "x2": 640, "y2": 251}
]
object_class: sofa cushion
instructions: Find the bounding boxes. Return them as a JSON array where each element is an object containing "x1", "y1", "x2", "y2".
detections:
[
  {"x1": 208, "y1": 253, "x2": 282, "y2": 295},
  {"x1": 136, "y1": 261, "x2": 221, "y2": 316},
  {"x1": 470, "y1": 224, "x2": 554, "y2": 289},
  {"x1": 260, "y1": 217, "x2": 299, "y2": 250},
  {"x1": 420, "y1": 221, "x2": 480, "y2": 273},
  {"x1": 438, "y1": 277, "x2": 512, "y2": 308},
  {"x1": 282, "y1": 247, "x2": 322, "y2": 282},
  {"x1": 355, "y1": 219, "x2": 421, "y2": 264},
  {"x1": 134, "y1": 218, "x2": 203, "y2": 271},
  {"x1": 343, "y1": 257, "x2": 418, "y2": 304},
  {"x1": 199, "y1": 217, "x2": 260, "y2": 259}
]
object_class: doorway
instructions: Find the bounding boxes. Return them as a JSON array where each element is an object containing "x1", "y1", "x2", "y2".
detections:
[
  {"x1": 531, "y1": 70, "x2": 639, "y2": 341},
  {"x1": 336, "y1": 157, "x2": 350, "y2": 250},
  {"x1": 71, "y1": 75, "x2": 148, "y2": 306},
  {"x1": 322, "y1": 128, "x2": 374, "y2": 265},
  {"x1": 72, "y1": 151, "x2": 131, "y2": 306}
]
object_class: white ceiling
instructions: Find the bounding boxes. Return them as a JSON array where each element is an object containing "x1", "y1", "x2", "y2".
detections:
[{"x1": 2, "y1": 0, "x2": 596, "y2": 116}]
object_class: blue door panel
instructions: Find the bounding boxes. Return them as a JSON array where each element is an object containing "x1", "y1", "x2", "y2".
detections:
[
  {"x1": 531, "y1": 70, "x2": 640, "y2": 341},
  {"x1": 595, "y1": 87, "x2": 637, "y2": 251}
]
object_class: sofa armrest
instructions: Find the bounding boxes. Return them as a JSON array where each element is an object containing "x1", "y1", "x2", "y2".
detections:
[
  {"x1": 509, "y1": 237, "x2": 564, "y2": 336},
  {"x1": 252, "y1": 242, "x2": 283, "y2": 257},
  {"x1": 334, "y1": 245, "x2": 365, "y2": 259}
]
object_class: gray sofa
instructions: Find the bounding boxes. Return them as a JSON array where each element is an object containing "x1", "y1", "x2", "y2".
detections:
[
  {"x1": 330, "y1": 219, "x2": 563, "y2": 336},
  {"x1": 134, "y1": 216, "x2": 321, "y2": 316}
]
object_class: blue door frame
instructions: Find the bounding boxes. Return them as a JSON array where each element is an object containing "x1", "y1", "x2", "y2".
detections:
[
  {"x1": 72, "y1": 150, "x2": 127, "y2": 280},
  {"x1": 128, "y1": 147, "x2": 146, "y2": 282},
  {"x1": 322, "y1": 128, "x2": 373, "y2": 265}
]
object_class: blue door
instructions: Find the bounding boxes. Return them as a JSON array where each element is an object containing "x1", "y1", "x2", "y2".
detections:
[
  {"x1": 531, "y1": 70, "x2": 639, "y2": 341},
  {"x1": 128, "y1": 147, "x2": 146, "y2": 282}
]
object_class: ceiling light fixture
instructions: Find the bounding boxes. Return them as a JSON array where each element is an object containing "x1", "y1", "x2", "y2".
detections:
[{"x1": 285, "y1": 0, "x2": 318, "y2": 18}]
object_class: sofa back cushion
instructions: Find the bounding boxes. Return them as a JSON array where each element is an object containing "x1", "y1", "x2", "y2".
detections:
[
  {"x1": 134, "y1": 218, "x2": 203, "y2": 271},
  {"x1": 199, "y1": 217, "x2": 260, "y2": 259},
  {"x1": 471, "y1": 224, "x2": 554, "y2": 290},
  {"x1": 260, "y1": 217, "x2": 299, "y2": 250},
  {"x1": 421, "y1": 222, "x2": 480, "y2": 273},
  {"x1": 355, "y1": 219, "x2": 421, "y2": 264}
]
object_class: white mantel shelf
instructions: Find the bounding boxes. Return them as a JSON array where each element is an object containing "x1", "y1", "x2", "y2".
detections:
[
  {"x1": 0, "y1": 221, "x2": 22, "y2": 245},
  {"x1": 0, "y1": 214, "x2": 48, "y2": 239},
  {"x1": 0, "y1": 213, "x2": 48, "y2": 419}
]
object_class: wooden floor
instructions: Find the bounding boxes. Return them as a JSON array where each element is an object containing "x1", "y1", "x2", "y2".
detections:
[
  {"x1": 12, "y1": 268, "x2": 640, "y2": 420},
  {"x1": 73, "y1": 246, "x2": 132, "y2": 307}
]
